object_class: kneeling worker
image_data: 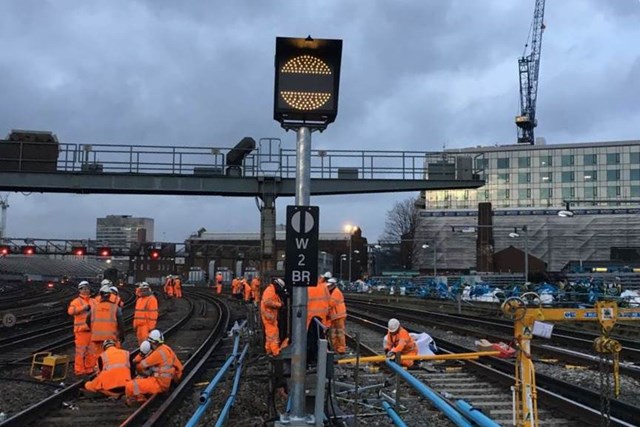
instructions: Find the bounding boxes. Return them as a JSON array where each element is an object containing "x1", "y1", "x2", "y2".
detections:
[
  {"x1": 384, "y1": 318, "x2": 418, "y2": 367},
  {"x1": 84, "y1": 339, "x2": 131, "y2": 397},
  {"x1": 125, "y1": 329, "x2": 183, "y2": 402}
]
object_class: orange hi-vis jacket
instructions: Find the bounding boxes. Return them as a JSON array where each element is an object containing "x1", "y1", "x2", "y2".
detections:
[
  {"x1": 93, "y1": 346, "x2": 131, "y2": 390},
  {"x1": 251, "y1": 277, "x2": 261, "y2": 302},
  {"x1": 216, "y1": 273, "x2": 223, "y2": 285},
  {"x1": 307, "y1": 281, "x2": 331, "y2": 328},
  {"x1": 384, "y1": 327, "x2": 418, "y2": 355},
  {"x1": 260, "y1": 284, "x2": 282, "y2": 323},
  {"x1": 133, "y1": 295, "x2": 158, "y2": 329},
  {"x1": 113, "y1": 295, "x2": 124, "y2": 308},
  {"x1": 231, "y1": 278, "x2": 239, "y2": 295},
  {"x1": 328, "y1": 287, "x2": 347, "y2": 321},
  {"x1": 243, "y1": 281, "x2": 253, "y2": 301},
  {"x1": 173, "y1": 278, "x2": 182, "y2": 297},
  {"x1": 89, "y1": 298, "x2": 119, "y2": 342},
  {"x1": 138, "y1": 344, "x2": 183, "y2": 389},
  {"x1": 68, "y1": 295, "x2": 94, "y2": 333}
]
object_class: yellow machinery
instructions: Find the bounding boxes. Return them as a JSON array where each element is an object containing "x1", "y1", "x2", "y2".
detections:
[
  {"x1": 501, "y1": 293, "x2": 640, "y2": 427},
  {"x1": 30, "y1": 352, "x2": 70, "y2": 382}
]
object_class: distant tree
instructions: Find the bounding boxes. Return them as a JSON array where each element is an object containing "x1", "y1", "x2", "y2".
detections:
[{"x1": 382, "y1": 197, "x2": 421, "y2": 269}]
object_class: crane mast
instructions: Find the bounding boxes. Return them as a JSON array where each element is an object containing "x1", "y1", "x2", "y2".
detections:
[{"x1": 516, "y1": 0, "x2": 546, "y2": 144}]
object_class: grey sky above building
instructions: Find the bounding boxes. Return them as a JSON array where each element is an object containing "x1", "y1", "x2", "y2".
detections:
[{"x1": 1, "y1": 0, "x2": 639, "y2": 243}]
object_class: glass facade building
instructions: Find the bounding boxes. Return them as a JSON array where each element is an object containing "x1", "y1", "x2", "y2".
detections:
[{"x1": 96, "y1": 215, "x2": 154, "y2": 251}]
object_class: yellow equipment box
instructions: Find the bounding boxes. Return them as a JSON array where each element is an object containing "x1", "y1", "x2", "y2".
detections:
[{"x1": 31, "y1": 352, "x2": 70, "y2": 381}]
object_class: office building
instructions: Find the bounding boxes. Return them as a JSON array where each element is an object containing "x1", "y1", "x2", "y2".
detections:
[{"x1": 96, "y1": 215, "x2": 154, "y2": 251}]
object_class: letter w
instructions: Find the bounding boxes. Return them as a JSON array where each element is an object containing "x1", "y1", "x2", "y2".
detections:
[{"x1": 295, "y1": 238, "x2": 309, "y2": 249}]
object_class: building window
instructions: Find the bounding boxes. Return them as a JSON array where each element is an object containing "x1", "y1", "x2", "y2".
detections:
[
  {"x1": 631, "y1": 152, "x2": 640, "y2": 164},
  {"x1": 540, "y1": 172, "x2": 552, "y2": 182},
  {"x1": 607, "y1": 186, "x2": 621, "y2": 197},
  {"x1": 475, "y1": 158, "x2": 488, "y2": 170},
  {"x1": 607, "y1": 153, "x2": 620, "y2": 165},
  {"x1": 584, "y1": 170, "x2": 597, "y2": 181},
  {"x1": 606, "y1": 170, "x2": 620, "y2": 181},
  {"x1": 585, "y1": 187, "x2": 598, "y2": 198},
  {"x1": 498, "y1": 189, "x2": 510, "y2": 199},
  {"x1": 632, "y1": 185, "x2": 640, "y2": 197},
  {"x1": 540, "y1": 188, "x2": 552, "y2": 198},
  {"x1": 562, "y1": 187, "x2": 575, "y2": 199},
  {"x1": 518, "y1": 172, "x2": 531, "y2": 184},
  {"x1": 518, "y1": 157, "x2": 530, "y2": 168},
  {"x1": 631, "y1": 169, "x2": 640, "y2": 181},
  {"x1": 583, "y1": 153, "x2": 597, "y2": 165},
  {"x1": 561, "y1": 171, "x2": 575, "y2": 182},
  {"x1": 497, "y1": 158, "x2": 510, "y2": 169},
  {"x1": 561, "y1": 154, "x2": 574, "y2": 166},
  {"x1": 497, "y1": 173, "x2": 510, "y2": 183},
  {"x1": 518, "y1": 189, "x2": 531, "y2": 199},
  {"x1": 539, "y1": 155, "x2": 552, "y2": 167}
]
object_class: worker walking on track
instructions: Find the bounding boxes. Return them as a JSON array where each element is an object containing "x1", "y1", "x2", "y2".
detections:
[
  {"x1": 307, "y1": 272, "x2": 332, "y2": 364},
  {"x1": 216, "y1": 272, "x2": 223, "y2": 294},
  {"x1": 243, "y1": 277, "x2": 253, "y2": 302},
  {"x1": 87, "y1": 285, "x2": 126, "y2": 367},
  {"x1": 164, "y1": 275, "x2": 174, "y2": 298},
  {"x1": 125, "y1": 330, "x2": 183, "y2": 403},
  {"x1": 68, "y1": 281, "x2": 95, "y2": 375},
  {"x1": 83, "y1": 339, "x2": 131, "y2": 397},
  {"x1": 251, "y1": 276, "x2": 261, "y2": 304},
  {"x1": 133, "y1": 282, "x2": 159, "y2": 345},
  {"x1": 327, "y1": 278, "x2": 347, "y2": 354},
  {"x1": 260, "y1": 278, "x2": 287, "y2": 357},
  {"x1": 384, "y1": 318, "x2": 418, "y2": 367},
  {"x1": 173, "y1": 275, "x2": 183, "y2": 298}
]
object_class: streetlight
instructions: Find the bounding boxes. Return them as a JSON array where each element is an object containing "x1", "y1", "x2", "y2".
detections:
[
  {"x1": 421, "y1": 243, "x2": 437, "y2": 276},
  {"x1": 344, "y1": 224, "x2": 359, "y2": 282},
  {"x1": 340, "y1": 254, "x2": 347, "y2": 280}
]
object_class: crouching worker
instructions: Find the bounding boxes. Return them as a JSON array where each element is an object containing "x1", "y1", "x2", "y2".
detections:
[
  {"x1": 384, "y1": 318, "x2": 418, "y2": 368},
  {"x1": 125, "y1": 329, "x2": 183, "y2": 403},
  {"x1": 83, "y1": 339, "x2": 131, "y2": 397}
]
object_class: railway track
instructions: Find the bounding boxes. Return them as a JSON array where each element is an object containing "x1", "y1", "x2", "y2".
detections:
[
  {"x1": 347, "y1": 307, "x2": 640, "y2": 426},
  {"x1": 1, "y1": 293, "x2": 230, "y2": 427}
]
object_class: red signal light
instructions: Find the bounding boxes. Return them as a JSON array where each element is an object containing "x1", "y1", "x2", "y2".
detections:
[
  {"x1": 72, "y1": 246, "x2": 87, "y2": 256},
  {"x1": 0, "y1": 246, "x2": 10, "y2": 255},
  {"x1": 97, "y1": 247, "x2": 112, "y2": 257},
  {"x1": 22, "y1": 245, "x2": 36, "y2": 255},
  {"x1": 149, "y1": 249, "x2": 161, "y2": 260}
]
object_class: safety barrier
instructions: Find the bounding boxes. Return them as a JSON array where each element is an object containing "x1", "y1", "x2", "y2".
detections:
[
  {"x1": 185, "y1": 321, "x2": 246, "y2": 427},
  {"x1": 385, "y1": 359, "x2": 473, "y2": 427}
]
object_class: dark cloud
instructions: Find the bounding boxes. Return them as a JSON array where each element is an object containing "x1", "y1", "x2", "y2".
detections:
[{"x1": 0, "y1": 0, "x2": 638, "y2": 242}]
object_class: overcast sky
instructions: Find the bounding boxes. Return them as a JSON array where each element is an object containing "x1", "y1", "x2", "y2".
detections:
[{"x1": 1, "y1": 0, "x2": 639, "y2": 244}]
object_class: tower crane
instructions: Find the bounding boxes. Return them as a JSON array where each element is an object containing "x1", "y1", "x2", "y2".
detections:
[{"x1": 515, "y1": 0, "x2": 546, "y2": 144}]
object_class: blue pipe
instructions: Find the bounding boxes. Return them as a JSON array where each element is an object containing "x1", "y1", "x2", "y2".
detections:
[
  {"x1": 455, "y1": 399, "x2": 501, "y2": 427},
  {"x1": 381, "y1": 401, "x2": 408, "y2": 427},
  {"x1": 385, "y1": 360, "x2": 473, "y2": 427},
  {"x1": 214, "y1": 344, "x2": 249, "y2": 427}
]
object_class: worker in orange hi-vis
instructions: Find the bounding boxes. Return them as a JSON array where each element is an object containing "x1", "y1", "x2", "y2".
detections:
[
  {"x1": 384, "y1": 318, "x2": 418, "y2": 368},
  {"x1": 243, "y1": 278, "x2": 253, "y2": 302},
  {"x1": 327, "y1": 278, "x2": 347, "y2": 354},
  {"x1": 110, "y1": 286, "x2": 124, "y2": 308},
  {"x1": 231, "y1": 277, "x2": 242, "y2": 299},
  {"x1": 125, "y1": 329, "x2": 183, "y2": 403},
  {"x1": 251, "y1": 276, "x2": 262, "y2": 304},
  {"x1": 215, "y1": 273, "x2": 223, "y2": 294},
  {"x1": 133, "y1": 282, "x2": 158, "y2": 345},
  {"x1": 68, "y1": 281, "x2": 96, "y2": 375},
  {"x1": 86, "y1": 285, "x2": 126, "y2": 369},
  {"x1": 163, "y1": 275, "x2": 174, "y2": 298},
  {"x1": 260, "y1": 278, "x2": 287, "y2": 356},
  {"x1": 173, "y1": 276, "x2": 183, "y2": 298},
  {"x1": 83, "y1": 339, "x2": 131, "y2": 397},
  {"x1": 307, "y1": 272, "x2": 331, "y2": 329}
]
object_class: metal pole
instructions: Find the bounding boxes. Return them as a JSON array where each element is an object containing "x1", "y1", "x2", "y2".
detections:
[
  {"x1": 348, "y1": 234, "x2": 352, "y2": 282},
  {"x1": 314, "y1": 339, "x2": 328, "y2": 427},
  {"x1": 291, "y1": 126, "x2": 311, "y2": 420},
  {"x1": 433, "y1": 243, "x2": 437, "y2": 276},
  {"x1": 524, "y1": 226, "x2": 529, "y2": 283}
]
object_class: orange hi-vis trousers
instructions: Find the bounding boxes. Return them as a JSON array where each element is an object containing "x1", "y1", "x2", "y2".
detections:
[
  {"x1": 74, "y1": 331, "x2": 93, "y2": 375},
  {"x1": 329, "y1": 317, "x2": 346, "y2": 354},
  {"x1": 135, "y1": 324, "x2": 150, "y2": 346},
  {"x1": 125, "y1": 376, "x2": 171, "y2": 400}
]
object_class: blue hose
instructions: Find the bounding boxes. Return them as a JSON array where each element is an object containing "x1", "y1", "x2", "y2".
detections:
[
  {"x1": 455, "y1": 399, "x2": 501, "y2": 427},
  {"x1": 381, "y1": 401, "x2": 408, "y2": 427}
]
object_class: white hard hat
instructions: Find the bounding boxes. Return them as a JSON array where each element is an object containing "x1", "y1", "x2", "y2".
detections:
[
  {"x1": 327, "y1": 278, "x2": 338, "y2": 287},
  {"x1": 273, "y1": 278, "x2": 286, "y2": 289},
  {"x1": 388, "y1": 318, "x2": 400, "y2": 333},
  {"x1": 109, "y1": 286, "x2": 119, "y2": 294},
  {"x1": 101, "y1": 279, "x2": 112, "y2": 286},
  {"x1": 78, "y1": 281, "x2": 90, "y2": 290},
  {"x1": 140, "y1": 340, "x2": 151, "y2": 355},
  {"x1": 148, "y1": 329, "x2": 164, "y2": 344},
  {"x1": 323, "y1": 272, "x2": 333, "y2": 279},
  {"x1": 103, "y1": 339, "x2": 116, "y2": 350},
  {"x1": 99, "y1": 285, "x2": 112, "y2": 294},
  {"x1": 139, "y1": 282, "x2": 150, "y2": 289}
]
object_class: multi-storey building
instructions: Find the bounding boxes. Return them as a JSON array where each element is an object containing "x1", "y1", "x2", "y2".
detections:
[
  {"x1": 415, "y1": 139, "x2": 640, "y2": 273},
  {"x1": 96, "y1": 215, "x2": 154, "y2": 251}
]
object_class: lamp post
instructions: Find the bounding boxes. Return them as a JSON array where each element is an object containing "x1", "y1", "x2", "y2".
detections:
[
  {"x1": 340, "y1": 254, "x2": 347, "y2": 280},
  {"x1": 421, "y1": 243, "x2": 437, "y2": 276}
]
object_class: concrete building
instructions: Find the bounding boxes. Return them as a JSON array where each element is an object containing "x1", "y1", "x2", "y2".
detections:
[
  {"x1": 415, "y1": 139, "x2": 640, "y2": 273},
  {"x1": 96, "y1": 215, "x2": 154, "y2": 251}
]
